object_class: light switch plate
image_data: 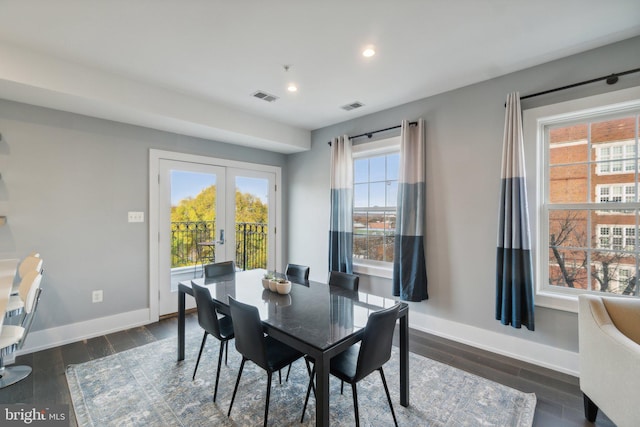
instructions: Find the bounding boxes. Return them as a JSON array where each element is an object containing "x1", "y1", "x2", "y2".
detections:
[{"x1": 128, "y1": 211, "x2": 144, "y2": 223}]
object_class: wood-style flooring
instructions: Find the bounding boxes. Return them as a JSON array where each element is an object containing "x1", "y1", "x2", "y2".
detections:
[{"x1": 0, "y1": 313, "x2": 614, "y2": 426}]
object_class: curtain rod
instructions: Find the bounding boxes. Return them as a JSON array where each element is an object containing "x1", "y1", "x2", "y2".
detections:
[
  {"x1": 508, "y1": 66, "x2": 640, "y2": 105},
  {"x1": 327, "y1": 121, "x2": 417, "y2": 146}
]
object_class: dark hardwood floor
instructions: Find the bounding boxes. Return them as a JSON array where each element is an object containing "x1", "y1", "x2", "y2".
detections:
[{"x1": 0, "y1": 313, "x2": 614, "y2": 426}]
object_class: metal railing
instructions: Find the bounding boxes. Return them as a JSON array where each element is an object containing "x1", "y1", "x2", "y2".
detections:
[{"x1": 171, "y1": 221, "x2": 268, "y2": 271}]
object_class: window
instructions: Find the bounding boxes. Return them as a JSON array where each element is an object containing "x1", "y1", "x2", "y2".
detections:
[
  {"x1": 532, "y1": 89, "x2": 640, "y2": 311},
  {"x1": 596, "y1": 141, "x2": 637, "y2": 174},
  {"x1": 352, "y1": 137, "x2": 400, "y2": 274}
]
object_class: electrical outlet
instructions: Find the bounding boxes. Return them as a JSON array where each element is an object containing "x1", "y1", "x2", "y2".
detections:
[
  {"x1": 92, "y1": 290, "x2": 103, "y2": 303},
  {"x1": 128, "y1": 211, "x2": 144, "y2": 223}
]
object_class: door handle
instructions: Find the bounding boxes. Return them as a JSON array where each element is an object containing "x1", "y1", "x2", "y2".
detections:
[{"x1": 217, "y1": 229, "x2": 225, "y2": 244}]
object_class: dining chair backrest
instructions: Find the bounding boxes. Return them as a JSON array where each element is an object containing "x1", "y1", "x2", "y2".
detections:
[
  {"x1": 20, "y1": 287, "x2": 43, "y2": 347},
  {"x1": 191, "y1": 282, "x2": 223, "y2": 339},
  {"x1": 204, "y1": 261, "x2": 235, "y2": 279},
  {"x1": 354, "y1": 304, "x2": 400, "y2": 382},
  {"x1": 328, "y1": 271, "x2": 359, "y2": 291},
  {"x1": 18, "y1": 270, "x2": 42, "y2": 313},
  {"x1": 23, "y1": 271, "x2": 42, "y2": 314},
  {"x1": 229, "y1": 297, "x2": 267, "y2": 370},
  {"x1": 18, "y1": 256, "x2": 43, "y2": 280},
  {"x1": 286, "y1": 263, "x2": 310, "y2": 281}
]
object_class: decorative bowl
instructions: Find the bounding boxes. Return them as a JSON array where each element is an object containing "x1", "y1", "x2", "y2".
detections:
[
  {"x1": 268, "y1": 279, "x2": 278, "y2": 292},
  {"x1": 276, "y1": 280, "x2": 292, "y2": 295}
]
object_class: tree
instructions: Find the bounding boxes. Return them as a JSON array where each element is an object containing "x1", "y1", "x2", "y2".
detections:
[
  {"x1": 549, "y1": 211, "x2": 587, "y2": 288},
  {"x1": 549, "y1": 210, "x2": 633, "y2": 293},
  {"x1": 170, "y1": 185, "x2": 268, "y2": 269}
]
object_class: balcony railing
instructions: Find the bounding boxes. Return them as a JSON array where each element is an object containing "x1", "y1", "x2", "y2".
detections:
[{"x1": 171, "y1": 221, "x2": 268, "y2": 271}]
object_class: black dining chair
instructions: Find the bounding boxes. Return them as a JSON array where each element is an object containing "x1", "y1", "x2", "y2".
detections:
[
  {"x1": 204, "y1": 260, "x2": 235, "y2": 279},
  {"x1": 301, "y1": 304, "x2": 401, "y2": 427},
  {"x1": 285, "y1": 263, "x2": 310, "y2": 282},
  {"x1": 328, "y1": 270, "x2": 359, "y2": 291},
  {"x1": 286, "y1": 270, "x2": 359, "y2": 384},
  {"x1": 227, "y1": 297, "x2": 305, "y2": 427},
  {"x1": 191, "y1": 282, "x2": 234, "y2": 403}
]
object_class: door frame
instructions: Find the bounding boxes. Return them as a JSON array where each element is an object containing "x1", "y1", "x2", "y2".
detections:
[{"x1": 149, "y1": 149, "x2": 282, "y2": 321}]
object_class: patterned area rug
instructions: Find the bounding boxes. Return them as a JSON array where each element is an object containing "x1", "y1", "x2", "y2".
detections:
[{"x1": 66, "y1": 333, "x2": 536, "y2": 426}]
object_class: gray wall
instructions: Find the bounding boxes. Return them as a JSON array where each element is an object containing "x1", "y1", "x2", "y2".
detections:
[
  {"x1": 0, "y1": 100, "x2": 287, "y2": 330},
  {"x1": 287, "y1": 36, "x2": 640, "y2": 354}
]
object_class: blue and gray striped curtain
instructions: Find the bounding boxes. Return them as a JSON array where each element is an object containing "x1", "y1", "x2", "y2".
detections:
[
  {"x1": 393, "y1": 119, "x2": 428, "y2": 301},
  {"x1": 496, "y1": 92, "x2": 535, "y2": 330},
  {"x1": 329, "y1": 135, "x2": 354, "y2": 273}
]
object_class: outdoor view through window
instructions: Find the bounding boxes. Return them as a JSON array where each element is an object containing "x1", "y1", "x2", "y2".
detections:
[
  {"x1": 354, "y1": 152, "x2": 399, "y2": 264},
  {"x1": 546, "y1": 111, "x2": 640, "y2": 296},
  {"x1": 170, "y1": 172, "x2": 268, "y2": 272}
]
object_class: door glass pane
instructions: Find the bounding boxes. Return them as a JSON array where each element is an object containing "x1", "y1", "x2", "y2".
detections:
[
  {"x1": 170, "y1": 170, "x2": 217, "y2": 286},
  {"x1": 235, "y1": 176, "x2": 269, "y2": 271}
]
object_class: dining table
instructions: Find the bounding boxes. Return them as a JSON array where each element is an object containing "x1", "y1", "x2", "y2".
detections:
[{"x1": 177, "y1": 268, "x2": 409, "y2": 427}]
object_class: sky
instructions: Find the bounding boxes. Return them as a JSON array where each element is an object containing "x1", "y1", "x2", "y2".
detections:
[{"x1": 171, "y1": 171, "x2": 268, "y2": 206}]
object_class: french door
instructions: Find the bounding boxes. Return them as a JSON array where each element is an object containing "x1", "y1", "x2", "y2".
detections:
[
  {"x1": 150, "y1": 150, "x2": 279, "y2": 318},
  {"x1": 157, "y1": 159, "x2": 227, "y2": 316}
]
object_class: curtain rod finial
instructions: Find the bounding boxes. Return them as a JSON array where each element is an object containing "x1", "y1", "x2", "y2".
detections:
[{"x1": 606, "y1": 74, "x2": 619, "y2": 85}]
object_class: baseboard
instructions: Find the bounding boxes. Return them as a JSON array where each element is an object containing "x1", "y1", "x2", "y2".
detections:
[
  {"x1": 408, "y1": 310, "x2": 580, "y2": 377},
  {"x1": 14, "y1": 308, "x2": 151, "y2": 359},
  {"x1": 9, "y1": 305, "x2": 579, "y2": 377}
]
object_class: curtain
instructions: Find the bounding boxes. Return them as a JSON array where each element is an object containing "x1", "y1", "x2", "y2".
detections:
[
  {"x1": 329, "y1": 135, "x2": 354, "y2": 273},
  {"x1": 496, "y1": 92, "x2": 535, "y2": 330},
  {"x1": 393, "y1": 119, "x2": 428, "y2": 301}
]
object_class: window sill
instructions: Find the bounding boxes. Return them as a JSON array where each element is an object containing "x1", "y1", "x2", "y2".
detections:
[
  {"x1": 353, "y1": 263, "x2": 393, "y2": 279},
  {"x1": 535, "y1": 291, "x2": 579, "y2": 313}
]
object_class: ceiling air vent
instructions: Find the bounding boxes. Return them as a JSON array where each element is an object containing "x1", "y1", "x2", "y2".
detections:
[
  {"x1": 252, "y1": 90, "x2": 279, "y2": 103},
  {"x1": 341, "y1": 101, "x2": 364, "y2": 111}
]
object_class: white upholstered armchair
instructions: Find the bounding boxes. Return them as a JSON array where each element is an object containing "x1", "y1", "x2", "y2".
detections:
[{"x1": 578, "y1": 294, "x2": 640, "y2": 427}]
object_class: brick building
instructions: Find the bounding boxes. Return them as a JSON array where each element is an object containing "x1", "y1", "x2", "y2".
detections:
[{"x1": 549, "y1": 117, "x2": 637, "y2": 294}]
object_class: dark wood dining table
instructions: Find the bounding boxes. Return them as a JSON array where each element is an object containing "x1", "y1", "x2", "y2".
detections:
[{"x1": 177, "y1": 268, "x2": 409, "y2": 427}]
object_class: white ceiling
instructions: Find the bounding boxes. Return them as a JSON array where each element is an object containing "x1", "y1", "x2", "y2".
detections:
[{"x1": 1, "y1": 1, "x2": 639, "y2": 152}]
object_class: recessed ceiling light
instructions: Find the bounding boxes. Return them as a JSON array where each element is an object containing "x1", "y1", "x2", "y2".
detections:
[
  {"x1": 287, "y1": 83, "x2": 298, "y2": 92},
  {"x1": 362, "y1": 47, "x2": 376, "y2": 57}
]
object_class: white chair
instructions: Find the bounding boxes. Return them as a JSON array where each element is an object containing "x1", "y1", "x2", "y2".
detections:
[
  {"x1": 0, "y1": 253, "x2": 42, "y2": 295},
  {"x1": 578, "y1": 294, "x2": 640, "y2": 427},
  {"x1": 4, "y1": 256, "x2": 43, "y2": 317},
  {"x1": 5, "y1": 257, "x2": 42, "y2": 317},
  {"x1": 0, "y1": 270, "x2": 43, "y2": 388}
]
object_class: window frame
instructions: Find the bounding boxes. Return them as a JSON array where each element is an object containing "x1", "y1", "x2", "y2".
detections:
[
  {"x1": 352, "y1": 136, "x2": 401, "y2": 279},
  {"x1": 524, "y1": 86, "x2": 640, "y2": 312}
]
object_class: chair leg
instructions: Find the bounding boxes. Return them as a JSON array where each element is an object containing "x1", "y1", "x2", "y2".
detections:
[
  {"x1": 192, "y1": 332, "x2": 208, "y2": 380},
  {"x1": 351, "y1": 383, "x2": 359, "y2": 427},
  {"x1": 305, "y1": 358, "x2": 316, "y2": 397},
  {"x1": 213, "y1": 340, "x2": 225, "y2": 402},
  {"x1": 379, "y1": 368, "x2": 398, "y2": 427},
  {"x1": 264, "y1": 372, "x2": 272, "y2": 427},
  {"x1": 227, "y1": 358, "x2": 246, "y2": 417},
  {"x1": 224, "y1": 340, "x2": 229, "y2": 365},
  {"x1": 583, "y1": 393, "x2": 599, "y2": 422},
  {"x1": 285, "y1": 363, "x2": 292, "y2": 382},
  {"x1": 278, "y1": 369, "x2": 282, "y2": 385},
  {"x1": 300, "y1": 367, "x2": 315, "y2": 423}
]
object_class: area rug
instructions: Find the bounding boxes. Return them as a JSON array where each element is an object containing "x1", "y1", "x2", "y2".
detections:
[{"x1": 66, "y1": 333, "x2": 536, "y2": 426}]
